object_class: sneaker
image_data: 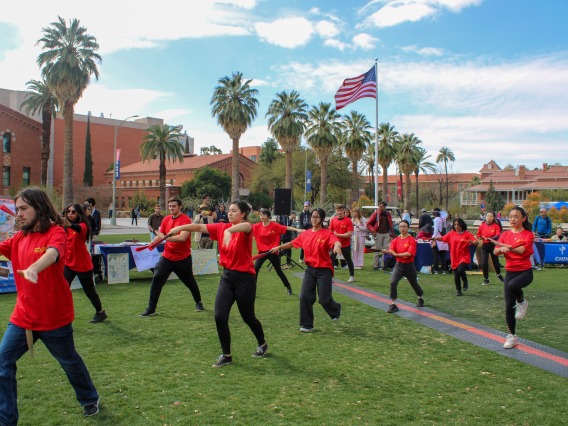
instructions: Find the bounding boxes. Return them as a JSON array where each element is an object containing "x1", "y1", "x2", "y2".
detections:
[
  {"x1": 442, "y1": 271, "x2": 447, "y2": 275},
  {"x1": 300, "y1": 326, "x2": 315, "y2": 332},
  {"x1": 333, "y1": 303, "x2": 342, "y2": 321},
  {"x1": 341, "y1": 265, "x2": 348, "y2": 269},
  {"x1": 140, "y1": 308, "x2": 156, "y2": 317},
  {"x1": 482, "y1": 280, "x2": 490, "y2": 286},
  {"x1": 212, "y1": 354, "x2": 232, "y2": 368},
  {"x1": 387, "y1": 304, "x2": 399, "y2": 313},
  {"x1": 347, "y1": 276, "x2": 355, "y2": 283},
  {"x1": 195, "y1": 302, "x2": 204, "y2": 312},
  {"x1": 456, "y1": 291, "x2": 463, "y2": 296},
  {"x1": 417, "y1": 298, "x2": 425, "y2": 307},
  {"x1": 496, "y1": 274, "x2": 504, "y2": 283},
  {"x1": 514, "y1": 300, "x2": 528, "y2": 320},
  {"x1": 463, "y1": 282, "x2": 469, "y2": 292},
  {"x1": 299, "y1": 259, "x2": 304, "y2": 264},
  {"x1": 83, "y1": 399, "x2": 99, "y2": 416},
  {"x1": 503, "y1": 334, "x2": 518, "y2": 349},
  {"x1": 287, "y1": 287, "x2": 293, "y2": 296},
  {"x1": 252, "y1": 343, "x2": 268, "y2": 357},
  {"x1": 89, "y1": 310, "x2": 107, "y2": 323}
]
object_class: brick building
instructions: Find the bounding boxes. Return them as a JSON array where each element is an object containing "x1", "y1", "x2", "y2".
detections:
[
  {"x1": 104, "y1": 153, "x2": 257, "y2": 208},
  {"x1": 0, "y1": 104, "x2": 42, "y2": 195}
]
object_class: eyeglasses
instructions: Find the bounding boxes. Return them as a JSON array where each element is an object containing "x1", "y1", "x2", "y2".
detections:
[{"x1": 67, "y1": 210, "x2": 76, "y2": 214}]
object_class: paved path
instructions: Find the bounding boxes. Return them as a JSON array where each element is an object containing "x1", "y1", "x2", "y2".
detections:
[
  {"x1": 326, "y1": 278, "x2": 568, "y2": 378},
  {"x1": 99, "y1": 218, "x2": 149, "y2": 236}
]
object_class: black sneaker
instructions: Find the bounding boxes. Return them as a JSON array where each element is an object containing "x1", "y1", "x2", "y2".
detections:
[
  {"x1": 83, "y1": 399, "x2": 99, "y2": 416},
  {"x1": 497, "y1": 274, "x2": 504, "y2": 283},
  {"x1": 212, "y1": 354, "x2": 232, "y2": 368},
  {"x1": 333, "y1": 303, "x2": 342, "y2": 321},
  {"x1": 387, "y1": 304, "x2": 399, "y2": 313},
  {"x1": 89, "y1": 310, "x2": 107, "y2": 323},
  {"x1": 482, "y1": 280, "x2": 490, "y2": 286},
  {"x1": 195, "y1": 302, "x2": 204, "y2": 312},
  {"x1": 456, "y1": 291, "x2": 463, "y2": 296},
  {"x1": 299, "y1": 326, "x2": 315, "y2": 332},
  {"x1": 140, "y1": 308, "x2": 156, "y2": 317},
  {"x1": 463, "y1": 282, "x2": 469, "y2": 292},
  {"x1": 286, "y1": 287, "x2": 293, "y2": 296},
  {"x1": 417, "y1": 298, "x2": 425, "y2": 307},
  {"x1": 252, "y1": 343, "x2": 268, "y2": 357}
]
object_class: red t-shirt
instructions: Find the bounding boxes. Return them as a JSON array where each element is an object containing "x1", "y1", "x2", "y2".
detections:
[
  {"x1": 65, "y1": 222, "x2": 93, "y2": 272},
  {"x1": 252, "y1": 221, "x2": 287, "y2": 253},
  {"x1": 498, "y1": 229, "x2": 534, "y2": 271},
  {"x1": 329, "y1": 216, "x2": 354, "y2": 248},
  {"x1": 476, "y1": 222, "x2": 501, "y2": 242},
  {"x1": 207, "y1": 222, "x2": 255, "y2": 275},
  {"x1": 0, "y1": 225, "x2": 74, "y2": 331},
  {"x1": 441, "y1": 230, "x2": 476, "y2": 269},
  {"x1": 389, "y1": 235, "x2": 417, "y2": 264},
  {"x1": 292, "y1": 228, "x2": 340, "y2": 273},
  {"x1": 160, "y1": 214, "x2": 192, "y2": 261}
]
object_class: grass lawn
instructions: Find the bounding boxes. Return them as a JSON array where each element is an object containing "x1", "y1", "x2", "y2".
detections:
[{"x1": 0, "y1": 245, "x2": 566, "y2": 425}]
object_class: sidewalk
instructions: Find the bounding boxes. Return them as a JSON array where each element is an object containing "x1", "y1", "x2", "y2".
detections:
[{"x1": 99, "y1": 218, "x2": 149, "y2": 236}]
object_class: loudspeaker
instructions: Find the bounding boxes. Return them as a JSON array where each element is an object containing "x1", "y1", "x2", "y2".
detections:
[{"x1": 273, "y1": 188, "x2": 292, "y2": 216}]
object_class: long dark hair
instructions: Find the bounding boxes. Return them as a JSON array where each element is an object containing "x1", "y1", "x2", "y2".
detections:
[
  {"x1": 485, "y1": 210, "x2": 502, "y2": 231},
  {"x1": 65, "y1": 202, "x2": 91, "y2": 240},
  {"x1": 453, "y1": 217, "x2": 468, "y2": 231},
  {"x1": 232, "y1": 200, "x2": 251, "y2": 221},
  {"x1": 15, "y1": 187, "x2": 62, "y2": 234},
  {"x1": 509, "y1": 206, "x2": 532, "y2": 231}
]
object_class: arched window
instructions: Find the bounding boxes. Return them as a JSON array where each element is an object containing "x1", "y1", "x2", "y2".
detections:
[{"x1": 2, "y1": 133, "x2": 11, "y2": 153}]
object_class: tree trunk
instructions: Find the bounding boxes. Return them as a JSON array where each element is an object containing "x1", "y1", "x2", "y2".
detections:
[
  {"x1": 381, "y1": 162, "x2": 389, "y2": 204},
  {"x1": 62, "y1": 100, "x2": 74, "y2": 208},
  {"x1": 351, "y1": 159, "x2": 359, "y2": 204},
  {"x1": 415, "y1": 172, "x2": 419, "y2": 215},
  {"x1": 231, "y1": 137, "x2": 240, "y2": 201},
  {"x1": 445, "y1": 162, "x2": 449, "y2": 211},
  {"x1": 285, "y1": 149, "x2": 293, "y2": 189},
  {"x1": 319, "y1": 154, "x2": 328, "y2": 204},
  {"x1": 159, "y1": 152, "x2": 166, "y2": 209},
  {"x1": 41, "y1": 104, "x2": 52, "y2": 186},
  {"x1": 405, "y1": 172, "x2": 412, "y2": 210}
]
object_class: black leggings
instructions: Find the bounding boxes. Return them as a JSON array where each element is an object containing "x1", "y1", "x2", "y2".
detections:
[
  {"x1": 389, "y1": 262, "x2": 423, "y2": 300},
  {"x1": 255, "y1": 253, "x2": 291, "y2": 289},
  {"x1": 147, "y1": 255, "x2": 202, "y2": 311},
  {"x1": 432, "y1": 246, "x2": 448, "y2": 272},
  {"x1": 215, "y1": 269, "x2": 265, "y2": 355},
  {"x1": 453, "y1": 262, "x2": 469, "y2": 292},
  {"x1": 64, "y1": 266, "x2": 103, "y2": 312},
  {"x1": 331, "y1": 246, "x2": 355, "y2": 276},
  {"x1": 481, "y1": 242, "x2": 501, "y2": 279},
  {"x1": 504, "y1": 269, "x2": 533, "y2": 334}
]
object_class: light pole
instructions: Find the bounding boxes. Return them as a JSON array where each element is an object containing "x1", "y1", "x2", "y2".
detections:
[{"x1": 110, "y1": 115, "x2": 139, "y2": 225}]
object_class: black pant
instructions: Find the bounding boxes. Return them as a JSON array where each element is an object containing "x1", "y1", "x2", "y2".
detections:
[
  {"x1": 280, "y1": 239, "x2": 292, "y2": 264},
  {"x1": 64, "y1": 266, "x2": 103, "y2": 312},
  {"x1": 389, "y1": 262, "x2": 423, "y2": 300},
  {"x1": 331, "y1": 246, "x2": 354, "y2": 276},
  {"x1": 481, "y1": 242, "x2": 501, "y2": 279},
  {"x1": 432, "y1": 246, "x2": 448, "y2": 272},
  {"x1": 215, "y1": 269, "x2": 265, "y2": 355},
  {"x1": 300, "y1": 266, "x2": 340, "y2": 328},
  {"x1": 453, "y1": 262, "x2": 469, "y2": 292},
  {"x1": 255, "y1": 253, "x2": 291, "y2": 289},
  {"x1": 147, "y1": 255, "x2": 201, "y2": 311},
  {"x1": 504, "y1": 269, "x2": 533, "y2": 334},
  {"x1": 131, "y1": 216, "x2": 138, "y2": 225}
]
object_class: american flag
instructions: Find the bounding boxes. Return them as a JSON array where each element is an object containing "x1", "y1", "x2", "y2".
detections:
[{"x1": 334, "y1": 66, "x2": 377, "y2": 110}]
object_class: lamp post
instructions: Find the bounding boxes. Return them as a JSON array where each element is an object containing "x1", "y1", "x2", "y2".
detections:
[{"x1": 110, "y1": 115, "x2": 139, "y2": 225}]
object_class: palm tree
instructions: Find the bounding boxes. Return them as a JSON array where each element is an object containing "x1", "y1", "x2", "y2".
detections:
[
  {"x1": 436, "y1": 146, "x2": 456, "y2": 211},
  {"x1": 20, "y1": 78, "x2": 59, "y2": 185},
  {"x1": 413, "y1": 147, "x2": 436, "y2": 213},
  {"x1": 396, "y1": 133, "x2": 422, "y2": 210},
  {"x1": 377, "y1": 122, "x2": 399, "y2": 204},
  {"x1": 305, "y1": 102, "x2": 342, "y2": 203},
  {"x1": 343, "y1": 111, "x2": 372, "y2": 203},
  {"x1": 211, "y1": 72, "x2": 258, "y2": 200},
  {"x1": 266, "y1": 90, "x2": 308, "y2": 189},
  {"x1": 36, "y1": 16, "x2": 101, "y2": 207},
  {"x1": 140, "y1": 124, "x2": 184, "y2": 209}
]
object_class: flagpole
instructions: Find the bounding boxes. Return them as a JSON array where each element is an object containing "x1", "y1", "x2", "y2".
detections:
[{"x1": 374, "y1": 58, "x2": 379, "y2": 206}]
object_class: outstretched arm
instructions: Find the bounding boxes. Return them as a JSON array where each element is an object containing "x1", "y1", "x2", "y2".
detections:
[{"x1": 18, "y1": 247, "x2": 59, "y2": 284}]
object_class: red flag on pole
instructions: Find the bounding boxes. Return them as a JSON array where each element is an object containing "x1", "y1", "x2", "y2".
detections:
[{"x1": 334, "y1": 66, "x2": 377, "y2": 110}]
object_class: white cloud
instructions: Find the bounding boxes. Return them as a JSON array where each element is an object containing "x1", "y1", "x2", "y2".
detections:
[
  {"x1": 401, "y1": 45, "x2": 445, "y2": 56},
  {"x1": 315, "y1": 20, "x2": 340, "y2": 38},
  {"x1": 352, "y1": 33, "x2": 378, "y2": 50},
  {"x1": 255, "y1": 17, "x2": 314, "y2": 48},
  {"x1": 324, "y1": 39, "x2": 349, "y2": 51}
]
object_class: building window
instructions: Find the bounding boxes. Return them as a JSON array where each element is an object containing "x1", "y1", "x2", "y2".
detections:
[
  {"x1": 2, "y1": 133, "x2": 11, "y2": 153},
  {"x1": 3, "y1": 167, "x2": 10, "y2": 187},
  {"x1": 250, "y1": 155, "x2": 257, "y2": 162},
  {"x1": 22, "y1": 167, "x2": 30, "y2": 186}
]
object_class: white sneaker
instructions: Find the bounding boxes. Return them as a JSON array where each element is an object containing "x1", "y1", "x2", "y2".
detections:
[
  {"x1": 347, "y1": 276, "x2": 355, "y2": 283},
  {"x1": 503, "y1": 334, "x2": 518, "y2": 349},
  {"x1": 515, "y1": 300, "x2": 528, "y2": 320}
]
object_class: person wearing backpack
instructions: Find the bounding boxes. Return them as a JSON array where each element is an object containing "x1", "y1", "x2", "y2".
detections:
[
  {"x1": 432, "y1": 208, "x2": 448, "y2": 274},
  {"x1": 532, "y1": 208, "x2": 552, "y2": 239}
]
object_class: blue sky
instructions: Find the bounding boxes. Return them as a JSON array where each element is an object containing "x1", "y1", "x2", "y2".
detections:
[{"x1": 1, "y1": 0, "x2": 567, "y2": 174}]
